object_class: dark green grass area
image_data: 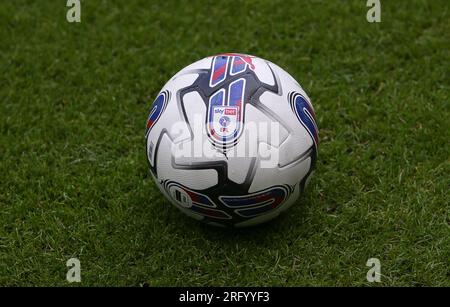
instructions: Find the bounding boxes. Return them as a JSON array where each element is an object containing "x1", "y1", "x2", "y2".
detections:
[{"x1": 0, "y1": 0, "x2": 449, "y2": 286}]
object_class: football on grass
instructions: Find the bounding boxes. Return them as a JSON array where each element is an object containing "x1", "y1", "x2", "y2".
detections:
[{"x1": 145, "y1": 53, "x2": 318, "y2": 227}]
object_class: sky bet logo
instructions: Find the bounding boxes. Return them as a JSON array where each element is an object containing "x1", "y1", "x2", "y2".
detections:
[
  {"x1": 225, "y1": 108, "x2": 237, "y2": 115},
  {"x1": 214, "y1": 108, "x2": 237, "y2": 115}
]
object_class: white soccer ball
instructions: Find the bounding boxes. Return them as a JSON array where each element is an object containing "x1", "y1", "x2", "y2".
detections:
[{"x1": 145, "y1": 53, "x2": 318, "y2": 227}]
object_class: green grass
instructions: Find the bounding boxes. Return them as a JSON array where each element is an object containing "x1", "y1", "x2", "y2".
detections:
[{"x1": 0, "y1": 0, "x2": 449, "y2": 286}]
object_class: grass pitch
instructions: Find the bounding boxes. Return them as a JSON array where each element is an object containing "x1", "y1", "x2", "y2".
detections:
[{"x1": 0, "y1": 0, "x2": 449, "y2": 286}]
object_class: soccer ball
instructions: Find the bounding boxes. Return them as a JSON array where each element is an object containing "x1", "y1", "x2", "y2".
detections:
[{"x1": 145, "y1": 53, "x2": 318, "y2": 227}]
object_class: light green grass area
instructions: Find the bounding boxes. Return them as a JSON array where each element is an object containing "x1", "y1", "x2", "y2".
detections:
[{"x1": 0, "y1": 0, "x2": 448, "y2": 286}]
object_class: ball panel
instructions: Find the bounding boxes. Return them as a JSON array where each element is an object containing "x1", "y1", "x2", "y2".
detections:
[
  {"x1": 251, "y1": 57, "x2": 276, "y2": 86},
  {"x1": 245, "y1": 103, "x2": 289, "y2": 148},
  {"x1": 278, "y1": 134, "x2": 313, "y2": 167},
  {"x1": 249, "y1": 156, "x2": 311, "y2": 193},
  {"x1": 156, "y1": 134, "x2": 218, "y2": 190},
  {"x1": 226, "y1": 156, "x2": 256, "y2": 185}
]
